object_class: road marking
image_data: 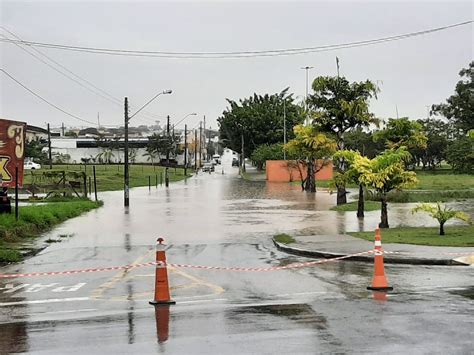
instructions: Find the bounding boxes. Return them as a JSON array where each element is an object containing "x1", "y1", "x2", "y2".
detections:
[
  {"x1": 90, "y1": 249, "x2": 154, "y2": 299},
  {"x1": 0, "y1": 297, "x2": 90, "y2": 307}
]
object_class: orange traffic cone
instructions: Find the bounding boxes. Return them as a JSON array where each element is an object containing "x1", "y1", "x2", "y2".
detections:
[
  {"x1": 150, "y1": 237, "x2": 176, "y2": 306},
  {"x1": 367, "y1": 228, "x2": 393, "y2": 291}
]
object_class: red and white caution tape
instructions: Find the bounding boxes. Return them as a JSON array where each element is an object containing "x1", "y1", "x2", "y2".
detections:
[{"x1": 0, "y1": 250, "x2": 374, "y2": 279}]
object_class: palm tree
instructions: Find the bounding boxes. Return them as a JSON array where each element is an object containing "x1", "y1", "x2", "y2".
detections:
[
  {"x1": 143, "y1": 147, "x2": 158, "y2": 171},
  {"x1": 412, "y1": 202, "x2": 472, "y2": 235}
]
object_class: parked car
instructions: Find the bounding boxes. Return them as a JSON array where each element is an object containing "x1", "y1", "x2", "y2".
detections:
[
  {"x1": 24, "y1": 161, "x2": 41, "y2": 170},
  {"x1": 232, "y1": 158, "x2": 239, "y2": 167},
  {"x1": 202, "y1": 162, "x2": 215, "y2": 172}
]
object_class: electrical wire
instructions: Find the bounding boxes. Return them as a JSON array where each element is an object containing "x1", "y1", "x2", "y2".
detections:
[
  {"x1": 0, "y1": 27, "x2": 166, "y2": 124},
  {"x1": 0, "y1": 21, "x2": 470, "y2": 58},
  {"x1": 1, "y1": 68, "x2": 97, "y2": 125}
]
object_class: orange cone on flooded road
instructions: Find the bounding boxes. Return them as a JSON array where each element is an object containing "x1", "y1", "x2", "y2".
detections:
[
  {"x1": 367, "y1": 228, "x2": 393, "y2": 292},
  {"x1": 150, "y1": 237, "x2": 176, "y2": 306}
]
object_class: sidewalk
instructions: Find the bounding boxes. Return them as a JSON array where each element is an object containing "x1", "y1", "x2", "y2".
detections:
[{"x1": 273, "y1": 234, "x2": 474, "y2": 266}]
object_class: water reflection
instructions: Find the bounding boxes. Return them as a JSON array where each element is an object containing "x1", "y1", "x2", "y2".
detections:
[
  {"x1": 154, "y1": 305, "x2": 171, "y2": 343},
  {"x1": 371, "y1": 291, "x2": 388, "y2": 304}
]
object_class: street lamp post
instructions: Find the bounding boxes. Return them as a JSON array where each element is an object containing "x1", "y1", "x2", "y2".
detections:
[{"x1": 124, "y1": 90, "x2": 172, "y2": 207}]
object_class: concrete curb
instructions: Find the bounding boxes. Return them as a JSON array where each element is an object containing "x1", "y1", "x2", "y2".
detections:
[{"x1": 272, "y1": 239, "x2": 468, "y2": 266}]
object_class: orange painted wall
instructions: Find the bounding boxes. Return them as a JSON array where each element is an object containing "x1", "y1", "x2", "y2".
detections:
[{"x1": 266, "y1": 160, "x2": 333, "y2": 182}]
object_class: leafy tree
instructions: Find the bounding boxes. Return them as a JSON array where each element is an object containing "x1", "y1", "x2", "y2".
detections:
[
  {"x1": 148, "y1": 133, "x2": 173, "y2": 160},
  {"x1": 308, "y1": 76, "x2": 379, "y2": 205},
  {"x1": 333, "y1": 150, "x2": 367, "y2": 218},
  {"x1": 142, "y1": 146, "x2": 158, "y2": 170},
  {"x1": 25, "y1": 139, "x2": 48, "y2": 164},
  {"x1": 218, "y1": 89, "x2": 304, "y2": 159},
  {"x1": 251, "y1": 143, "x2": 285, "y2": 170},
  {"x1": 96, "y1": 148, "x2": 115, "y2": 164},
  {"x1": 344, "y1": 127, "x2": 384, "y2": 158},
  {"x1": 285, "y1": 125, "x2": 336, "y2": 192},
  {"x1": 64, "y1": 131, "x2": 78, "y2": 137},
  {"x1": 412, "y1": 202, "x2": 471, "y2": 235},
  {"x1": 445, "y1": 135, "x2": 474, "y2": 173},
  {"x1": 412, "y1": 119, "x2": 452, "y2": 170},
  {"x1": 350, "y1": 147, "x2": 418, "y2": 228},
  {"x1": 432, "y1": 61, "x2": 474, "y2": 133},
  {"x1": 374, "y1": 117, "x2": 427, "y2": 151}
]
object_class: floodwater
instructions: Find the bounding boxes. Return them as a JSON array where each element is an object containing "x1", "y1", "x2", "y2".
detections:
[{"x1": 0, "y1": 153, "x2": 473, "y2": 354}]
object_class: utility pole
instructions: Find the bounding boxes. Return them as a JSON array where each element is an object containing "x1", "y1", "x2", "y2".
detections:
[
  {"x1": 97, "y1": 112, "x2": 100, "y2": 128},
  {"x1": 61, "y1": 122, "x2": 65, "y2": 137},
  {"x1": 165, "y1": 115, "x2": 170, "y2": 187},
  {"x1": 203, "y1": 115, "x2": 206, "y2": 161},
  {"x1": 199, "y1": 121, "x2": 202, "y2": 168},
  {"x1": 184, "y1": 124, "x2": 188, "y2": 177},
  {"x1": 124, "y1": 98, "x2": 130, "y2": 207},
  {"x1": 47, "y1": 123, "x2": 52, "y2": 169},
  {"x1": 241, "y1": 132, "x2": 245, "y2": 173},
  {"x1": 283, "y1": 100, "x2": 287, "y2": 160},
  {"x1": 194, "y1": 129, "x2": 198, "y2": 170}
]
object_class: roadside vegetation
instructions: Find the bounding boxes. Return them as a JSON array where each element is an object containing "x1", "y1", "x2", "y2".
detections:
[
  {"x1": 0, "y1": 199, "x2": 102, "y2": 263},
  {"x1": 23, "y1": 164, "x2": 188, "y2": 192},
  {"x1": 331, "y1": 200, "x2": 379, "y2": 212},
  {"x1": 274, "y1": 233, "x2": 296, "y2": 244},
  {"x1": 349, "y1": 226, "x2": 474, "y2": 247}
]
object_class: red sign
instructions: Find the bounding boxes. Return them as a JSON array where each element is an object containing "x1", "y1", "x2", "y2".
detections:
[{"x1": 0, "y1": 119, "x2": 26, "y2": 188}]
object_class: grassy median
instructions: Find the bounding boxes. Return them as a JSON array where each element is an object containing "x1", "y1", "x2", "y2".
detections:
[
  {"x1": 23, "y1": 164, "x2": 188, "y2": 192},
  {"x1": 0, "y1": 199, "x2": 102, "y2": 263},
  {"x1": 349, "y1": 225, "x2": 474, "y2": 247}
]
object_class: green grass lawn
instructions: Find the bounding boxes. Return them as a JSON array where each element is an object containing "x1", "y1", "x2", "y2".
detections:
[
  {"x1": 409, "y1": 170, "x2": 474, "y2": 191},
  {"x1": 273, "y1": 233, "x2": 296, "y2": 244},
  {"x1": 349, "y1": 225, "x2": 474, "y2": 247},
  {"x1": 331, "y1": 200, "x2": 380, "y2": 212},
  {"x1": 23, "y1": 164, "x2": 188, "y2": 192},
  {"x1": 0, "y1": 199, "x2": 102, "y2": 262}
]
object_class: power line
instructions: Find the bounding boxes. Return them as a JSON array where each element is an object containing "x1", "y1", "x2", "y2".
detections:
[
  {"x1": 1, "y1": 68, "x2": 97, "y2": 125},
  {"x1": 0, "y1": 21, "x2": 470, "y2": 58},
  {"x1": 0, "y1": 26, "x2": 166, "y2": 124}
]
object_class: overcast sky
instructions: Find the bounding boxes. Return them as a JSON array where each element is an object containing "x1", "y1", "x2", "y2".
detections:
[{"x1": 0, "y1": 0, "x2": 472, "y2": 132}]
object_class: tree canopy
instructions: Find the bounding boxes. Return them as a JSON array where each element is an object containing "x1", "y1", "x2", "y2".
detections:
[
  {"x1": 338, "y1": 148, "x2": 418, "y2": 228},
  {"x1": 285, "y1": 125, "x2": 336, "y2": 192},
  {"x1": 432, "y1": 61, "x2": 474, "y2": 133},
  {"x1": 218, "y1": 89, "x2": 304, "y2": 158},
  {"x1": 308, "y1": 75, "x2": 379, "y2": 204}
]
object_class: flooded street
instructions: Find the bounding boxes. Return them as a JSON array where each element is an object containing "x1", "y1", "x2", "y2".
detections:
[{"x1": 1, "y1": 159, "x2": 473, "y2": 354}]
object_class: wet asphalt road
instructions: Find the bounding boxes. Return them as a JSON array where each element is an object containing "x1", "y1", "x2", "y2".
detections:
[{"x1": 1, "y1": 156, "x2": 473, "y2": 354}]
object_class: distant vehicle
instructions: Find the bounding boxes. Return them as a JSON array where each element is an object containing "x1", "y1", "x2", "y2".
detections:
[
  {"x1": 24, "y1": 161, "x2": 41, "y2": 170},
  {"x1": 202, "y1": 162, "x2": 215, "y2": 172},
  {"x1": 232, "y1": 158, "x2": 239, "y2": 167}
]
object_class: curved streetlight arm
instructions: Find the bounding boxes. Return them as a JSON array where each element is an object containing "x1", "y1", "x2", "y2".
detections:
[
  {"x1": 129, "y1": 89, "x2": 172, "y2": 120},
  {"x1": 173, "y1": 112, "x2": 197, "y2": 128}
]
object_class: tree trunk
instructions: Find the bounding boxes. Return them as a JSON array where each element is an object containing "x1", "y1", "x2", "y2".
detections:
[
  {"x1": 357, "y1": 184, "x2": 364, "y2": 218},
  {"x1": 304, "y1": 160, "x2": 316, "y2": 192},
  {"x1": 336, "y1": 186, "x2": 347, "y2": 205},
  {"x1": 379, "y1": 194, "x2": 389, "y2": 228},
  {"x1": 336, "y1": 136, "x2": 347, "y2": 205},
  {"x1": 439, "y1": 222, "x2": 445, "y2": 236}
]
